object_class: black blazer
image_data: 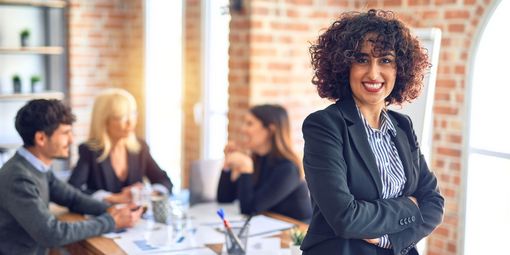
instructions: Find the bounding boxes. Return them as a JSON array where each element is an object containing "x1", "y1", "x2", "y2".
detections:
[
  {"x1": 301, "y1": 97, "x2": 444, "y2": 255},
  {"x1": 68, "y1": 140, "x2": 173, "y2": 194},
  {"x1": 217, "y1": 155, "x2": 312, "y2": 222}
]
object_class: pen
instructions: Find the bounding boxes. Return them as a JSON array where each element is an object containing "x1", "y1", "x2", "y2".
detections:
[
  {"x1": 216, "y1": 208, "x2": 245, "y2": 253},
  {"x1": 237, "y1": 214, "x2": 252, "y2": 238}
]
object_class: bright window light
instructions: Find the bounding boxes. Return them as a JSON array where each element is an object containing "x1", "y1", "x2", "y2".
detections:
[
  {"x1": 465, "y1": 1, "x2": 510, "y2": 254},
  {"x1": 145, "y1": 0, "x2": 183, "y2": 191}
]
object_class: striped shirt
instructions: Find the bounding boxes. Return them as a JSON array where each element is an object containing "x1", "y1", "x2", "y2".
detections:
[{"x1": 357, "y1": 107, "x2": 407, "y2": 249}]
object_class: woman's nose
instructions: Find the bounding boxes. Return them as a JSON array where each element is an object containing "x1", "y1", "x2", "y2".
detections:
[{"x1": 367, "y1": 62, "x2": 380, "y2": 80}]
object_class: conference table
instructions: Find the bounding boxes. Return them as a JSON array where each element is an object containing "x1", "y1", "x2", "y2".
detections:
[{"x1": 51, "y1": 202, "x2": 308, "y2": 255}]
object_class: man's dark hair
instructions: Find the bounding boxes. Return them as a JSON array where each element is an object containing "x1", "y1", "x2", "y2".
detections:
[{"x1": 15, "y1": 99, "x2": 76, "y2": 146}]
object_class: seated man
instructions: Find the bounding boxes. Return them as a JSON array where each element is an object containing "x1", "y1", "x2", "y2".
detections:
[{"x1": 0, "y1": 99, "x2": 143, "y2": 255}]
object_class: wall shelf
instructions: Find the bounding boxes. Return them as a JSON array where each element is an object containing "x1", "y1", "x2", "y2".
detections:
[
  {"x1": 0, "y1": 46, "x2": 63, "y2": 55},
  {"x1": 0, "y1": 91, "x2": 64, "y2": 101},
  {"x1": 0, "y1": 0, "x2": 66, "y2": 8}
]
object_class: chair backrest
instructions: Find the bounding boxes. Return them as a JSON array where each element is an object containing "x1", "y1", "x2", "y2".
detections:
[{"x1": 189, "y1": 159, "x2": 223, "y2": 205}]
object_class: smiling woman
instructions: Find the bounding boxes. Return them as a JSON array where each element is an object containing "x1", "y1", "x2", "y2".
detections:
[{"x1": 302, "y1": 9, "x2": 444, "y2": 255}]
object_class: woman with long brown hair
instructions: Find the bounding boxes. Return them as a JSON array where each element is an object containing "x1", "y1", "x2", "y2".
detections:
[{"x1": 217, "y1": 104, "x2": 312, "y2": 221}]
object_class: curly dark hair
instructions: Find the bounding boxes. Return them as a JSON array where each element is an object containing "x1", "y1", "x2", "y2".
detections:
[
  {"x1": 15, "y1": 99, "x2": 76, "y2": 147},
  {"x1": 309, "y1": 9, "x2": 430, "y2": 105}
]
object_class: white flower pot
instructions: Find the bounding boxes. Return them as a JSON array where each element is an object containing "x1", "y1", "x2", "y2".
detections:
[{"x1": 290, "y1": 244, "x2": 302, "y2": 255}]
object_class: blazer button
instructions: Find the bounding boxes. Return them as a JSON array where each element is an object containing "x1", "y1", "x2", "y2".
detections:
[
  {"x1": 412, "y1": 216, "x2": 416, "y2": 222},
  {"x1": 404, "y1": 218, "x2": 408, "y2": 224}
]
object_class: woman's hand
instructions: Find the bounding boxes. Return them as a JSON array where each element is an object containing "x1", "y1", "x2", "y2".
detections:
[
  {"x1": 223, "y1": 141, "x2": 239, "y2": 170},
  {"x1": 224, "y1": 151, "x2": 253, "y2": 181},
  {"x1": 408, "y1": 196, "x2": 419, "y2": 207},
  {"x1": 105, "y1": 183, "x2": 144, "y2": 204},
  {"x1": 225, "y1": 151, "x2": 253, "y2": 173},
  {"x1": 104, "y1": 192, "x2": 131, "y2": 204},
  {"x1": 363, "y1": 238, "x2": 380, "y2": 245}
]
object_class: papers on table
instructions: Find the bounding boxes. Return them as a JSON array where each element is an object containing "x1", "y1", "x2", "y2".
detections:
[
  {"x1": 107, "y1": 202, "x2": 297, "y2": 254},
  {"x1": 209, "y1": 215, "x2": 295, "y2": 237},
  {"x1": 105, "y1": 219, "x2": 220, "y2": 254},
  {"x1": 247, "y1": 215, "x2": 295, "y2": 236},
  {"x1": 220, "y1": 237, "x2": 291, "y2": 255}
]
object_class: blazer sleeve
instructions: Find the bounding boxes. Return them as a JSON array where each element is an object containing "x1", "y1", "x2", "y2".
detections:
[
  {"x1": 302, "y1": 111, "x2": 423, "y2": 239},
  {"x1": 388, "y1": 116, "x2": 444, "y2": 255},
  {"x1": 216, "y1": 170, "x2": 237, "y2": 203},
  {"x1": 68, "y1": 144, "x2": 95, "y2": 195},
  {"x1": 237, "y1": 161, "x2": 301, "y2": 215},
  {"x1": 3, "y1": 171, "x2": 114, "y2": 247},
  {"x1": 140, "y1": 141, "x2": 173, "y2": 194}
]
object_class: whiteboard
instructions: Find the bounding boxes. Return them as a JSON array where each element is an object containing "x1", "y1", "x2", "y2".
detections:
[{"x1": 390, "y1": 28, "x2": 442, "y2": 162}]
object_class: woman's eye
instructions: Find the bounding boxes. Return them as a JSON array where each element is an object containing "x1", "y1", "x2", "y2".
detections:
[{"x1": 381, "y1": 58, "x2": 393, "y2": 64}]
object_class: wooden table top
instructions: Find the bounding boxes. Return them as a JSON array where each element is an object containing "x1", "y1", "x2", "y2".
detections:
[{"x1": 54, "y1": 210, "x2": 308, "y2": 255}]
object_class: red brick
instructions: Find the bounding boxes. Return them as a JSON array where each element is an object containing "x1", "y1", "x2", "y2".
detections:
[
  {"x1": 445, "y1": 10, "x2": 470, "y2": 19},
  {"x1": 285, "y1": 0, "x2": 313, "y2": 5},
  {"x1": 409, "y1": 0, "x2": 432, "y2": 5},
  {"x1": 437, "y1": 147, "x2": 461, "y2": 157},
  {"x1": 448, "y1": 23, "x2": 466, "y2": 33}
]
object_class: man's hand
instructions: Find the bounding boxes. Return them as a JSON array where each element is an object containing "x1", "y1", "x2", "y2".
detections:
[{"x1": 107, "y1": 204, "x2": 143, "y2": 229}]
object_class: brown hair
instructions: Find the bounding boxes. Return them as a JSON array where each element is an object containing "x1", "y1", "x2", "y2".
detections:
[
  {"x1": 249, "y1": 104, "x2": 304, "y2": 179},
  {"x1": 309, "y1": 9, "x2": 430, "y2": 105}
]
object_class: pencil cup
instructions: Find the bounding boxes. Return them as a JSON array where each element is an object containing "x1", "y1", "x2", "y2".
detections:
[
  {"x1": 151, "y1": 195, "x2": 169, "y2": 224},
  {"x1": 224, "y1": 223, "x2": 249, "y2": 255}
]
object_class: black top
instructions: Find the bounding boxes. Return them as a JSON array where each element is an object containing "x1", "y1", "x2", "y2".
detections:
[
  {"x1": 68, "y1": 140, "x2": 173, "y2": 194},
  {"x1": 300, "y1": 97, "x2": 444, "y2": 255},
  {"x1": 217, "y1": 155, "x2": 312, "y2": 222}
]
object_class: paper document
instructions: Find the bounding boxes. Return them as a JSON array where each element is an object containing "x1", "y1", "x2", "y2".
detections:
[
  {"x1": 105, "y1": 220, "x2": 206, "y2": 254},
  {"x1": 211, "y1": 215, "x2": 295, "y2": 237}
]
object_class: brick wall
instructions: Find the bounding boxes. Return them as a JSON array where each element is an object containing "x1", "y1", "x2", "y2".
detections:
[
  {"x1": 227, "y1": 1, "x2": 495, "y2": 255},
  {"x1": 68, "y1": 0, "x2": 144, "y2": 162},
  {"x1": 66, "y1": 0, "x2": 496, "y2": 253},
  {"x1": 181, "y1": 0, "x2": 202, "y2": 188}
]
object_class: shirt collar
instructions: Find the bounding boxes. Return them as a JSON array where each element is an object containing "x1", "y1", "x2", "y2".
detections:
[
  {"x1": 17, "y1": 147, "x2": 51, "y2": 173},
  {"x1": 355, "y1": 105, "x2": 397, "y2": 137}
]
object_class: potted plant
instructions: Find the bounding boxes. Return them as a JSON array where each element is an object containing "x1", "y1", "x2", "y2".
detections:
[
  {"x1": 12, "y1": 75, "x2": 22, "y2": 93},
  {"x1": 289, "y1": 227, "x2": 305, "y2": 255},
  {"x1": 20, "y1": 29, "x2": 30, "y2": 47},
  {"x1": 30, "y1": 75, "x2": 42, "y2": 93}
]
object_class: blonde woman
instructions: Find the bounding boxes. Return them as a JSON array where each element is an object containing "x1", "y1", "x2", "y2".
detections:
[{"x1": 68, "y1": 88, "x2": 172, "y2": 204}]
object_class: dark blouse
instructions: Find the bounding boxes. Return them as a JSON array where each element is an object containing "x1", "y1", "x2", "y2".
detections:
[
  {"x1": 68, "y1": 140, "x2": 173, "y2": 194},
  {"x1": 217, "y1": 155, "x2": 312, "y2": 222}
]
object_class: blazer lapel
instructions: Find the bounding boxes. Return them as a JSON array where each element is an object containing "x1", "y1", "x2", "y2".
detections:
[
  {"x1": 388, "y1": 113, "x2": 413, "y2": 194},
  {"x1": 337, "y1": 99, "x2": 383, "y2": 197}
]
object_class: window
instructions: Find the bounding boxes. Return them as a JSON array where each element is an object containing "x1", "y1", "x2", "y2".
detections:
[
  {"x1": 145, "y1": 0, "x2": 183, "y2": 190},
  {"x1": 201, "y1": 0, "x2": 230, "y2": 160},
  {"x1": 464, "y1": 1, "x2": 510, "y2": 254}
]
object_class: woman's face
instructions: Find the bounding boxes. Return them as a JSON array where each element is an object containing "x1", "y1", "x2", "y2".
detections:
[
  {"x1": 107, "y1": 110, "x2": 137, "y2": 141},
  {"x1": 241, "y1": 113, "x2": 271, "y2": 154},
  {"x1": 349, "y1": 36, "x2": 397, "y2": 110}
]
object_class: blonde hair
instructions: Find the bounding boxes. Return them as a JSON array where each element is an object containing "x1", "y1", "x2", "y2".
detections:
[{"x1": 87, "y1": 88, "x2": 141, "y2": 162}]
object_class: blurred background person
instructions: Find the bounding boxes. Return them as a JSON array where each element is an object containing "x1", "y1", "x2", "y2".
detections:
[
  {"x1": 68, "y1": 88, "x2": 173, "y2": 204},
  {"x1": 217, "y1": 104, "x2": 312, "y2": 222},
  {"x1": 0, "y1": 99, "x2": 141, "y2": 255}
]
